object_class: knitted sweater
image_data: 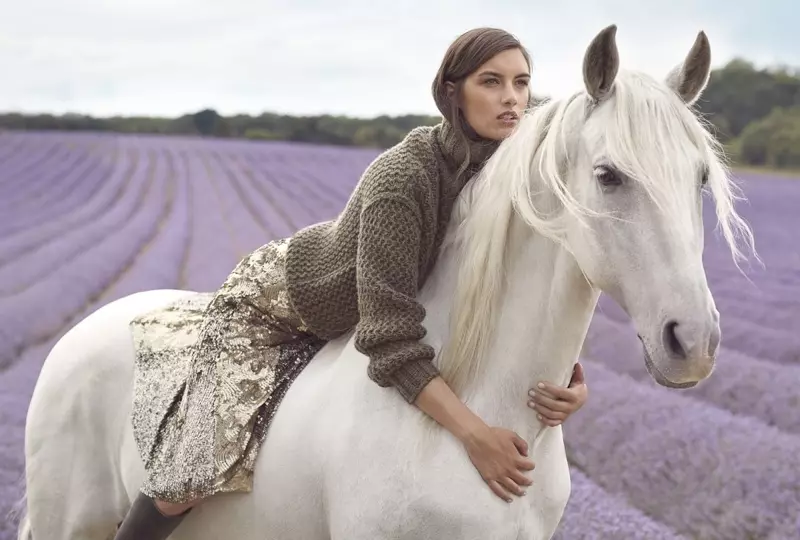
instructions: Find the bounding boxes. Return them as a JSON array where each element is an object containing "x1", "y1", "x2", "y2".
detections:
[{"x1": 284, "y1": 120, "x2": 499, "y2": 403}]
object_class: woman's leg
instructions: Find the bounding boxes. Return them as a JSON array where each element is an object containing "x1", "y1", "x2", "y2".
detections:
[
  {"x1": 114, "y1": 492, "x2": 194, "y2": 540},
  {"x1": 117, "y1": 238, "x2": 317, "y2": 538},
  {"x1": 153, "y1": 498, "x2": 198, "y2": 516}
]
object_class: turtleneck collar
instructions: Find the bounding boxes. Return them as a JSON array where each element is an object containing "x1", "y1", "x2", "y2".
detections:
[{"x1": 433, "y1": 119, "x2": 500, "y2": 179}]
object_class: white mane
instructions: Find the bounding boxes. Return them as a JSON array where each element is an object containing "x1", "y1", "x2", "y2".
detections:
[{"x1": 437, "y1": 70, "x2": 756, "y2": 398}]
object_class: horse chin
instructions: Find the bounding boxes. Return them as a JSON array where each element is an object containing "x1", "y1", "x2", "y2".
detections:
[{"x1": 639, "y1": 335, "x2": 700, "y2": 389}]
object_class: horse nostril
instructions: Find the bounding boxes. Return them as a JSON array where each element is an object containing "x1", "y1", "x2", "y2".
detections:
[{"x1": 663, "y1": 320, "x2": 686, "y2": 359}]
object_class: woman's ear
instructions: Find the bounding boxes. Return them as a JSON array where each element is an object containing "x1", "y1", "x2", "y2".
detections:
[{"x1": 445, "y1": 81, "x2": 455, "y2": 98}]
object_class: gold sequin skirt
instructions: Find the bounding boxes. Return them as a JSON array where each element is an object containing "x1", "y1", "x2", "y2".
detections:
[{"x1": 129, "y1": 237, "x2": 325, "y2": 504}]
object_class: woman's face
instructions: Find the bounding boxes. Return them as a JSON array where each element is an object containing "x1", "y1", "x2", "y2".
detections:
[{"x1": 452, "y1": 48, "x2": 531, "y2": 141}]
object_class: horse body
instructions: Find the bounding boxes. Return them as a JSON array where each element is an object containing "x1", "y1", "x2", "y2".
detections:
[
  {"x1": 17, "y1": 25, "x2": 755, "y2": 540},
  {"x1": 20, "y1": 205, "x2": 590, "y2": 539},
  {"x1": 236, "y1": 212, "x2": 594, "y2": 540}
]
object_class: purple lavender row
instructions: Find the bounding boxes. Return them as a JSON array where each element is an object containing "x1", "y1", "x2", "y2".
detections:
[
  {"x1": 176, "y1": 139, "x2": 361, "y2": 291},
  {"x1": 702, "y1": 174, "x2": 797, "y2": 243},
  {"x1": 178, "y1": 147, "x2": 244, "y2": 292},
  {"x1": 6, "y1": 146, "x2": 112, "y2": 233},
  {"x1": 680, "y1": 278, "x2": 800, "y2": 364},
  {"x1": 0, "y1": 343, "x2": 48, "y2": 540},
  {"x1": 99, "y1": 147, "x2": 191, "y2": 298},
  {"x1": 724, "y1": 172, "x2": 800, "y2": 216},
  {"x1": 582, "y1": 311, "x2": 800, "y2": 434},
  {"x1": 710, "y1": 276, "x2": 800, "y2": 311},
  {"x1": 705, "y1": 241, "x2": 798, "y2": 283},
  {"x1": 710, "y1": 288, "x2": 798, "y2": 333},
  {"x1": 0, "y1": 135, "x2": 74, "y2": 198},
  {"x1": 244, "y1": 150, "x2": 323, "y2": 228},
  {"x1": 562, "y1": 359, "x2": 800, "y2": 539},
  {"x1": 0, "y1": 134, "x2": 104, "y2": 212},
  {"x1": 552, "y1": 467, "x2": 688, "y2": 540},
  {"x1": 704, "y1": 262, "x2": 800, "y2": 295},
  {"x1": 203, "y1": 147, "x2": 287, "y2": 246},
  {"x1": 704, "y1": 241, "x2": 798, "y2": 276},
  {"x1": 705, "y1": 253, "x2": 797, "y2": 276},
  {"x1": 0, "y1": 147, "x2": 156, "y2": 295},
  {"x1": 709, "y1": 265, "x2": 800, "y2": 300},
  {"x1": 271, "y1": 161, "x2": 348, "y2": 215},
  {"x1": 251, "y1": 141, "x2": 375, "y2": 204},
  {"x1": 0, "y1": 142, "x2": 91, "y2": 224},
  {"x1": 0, "y1": 144, "x2": 181, "y2": 537},
  {"x1": 220, "y1": 148, "x2": 298, "y2": 240},
  {"x1": 239, "y1": 154, "x2": 306, "y2": 233},
  {"x1": 255, "y1": 158, "x2": 343, "y2": 226},
  {"x1": 173, "y1": 136, "x2": 373, "y2": 290},
  {"x1": 715, "y1": 312, "x2": 800, "y2": 365},
  {"x1": 0, "y1": 142, "x2": 113, "y2": 237},
  {"x1": 246, "y1": 142, "x2": 364, "y2": 228},
  {"x1": 703, "y1": 236, "x2": 799, "y2": 294},
  {"x1": 762, "y1": 513, "x2": 800, "y2": 540},
  {"x1": 0, "y1": 145, "x2": 170, "y2": 370},
  {"x1": 0, "y1": 144, "x2": 179, "y2": 530},
  {"x1": 595, "y1": 289, "x2": 800, "y2": 361},
  {"x1": 0, "y1": 135, "x2": 63, "y2": 188},
  {"x1": 246, "y1": 136, "x2": 378, "y2": 179},
  {"x1": 0, "y1": 145, "x2": 135, "y2": 267},
  {"x1": 705, "y1": 240, "x2": 799, "y2": 279},
  {"x1": 228, "y1": 152, "x2": 302, "y2": 238},
  {"x1": 304, "y1": 153, "x2": 370, "y2": 204},
  {"x1": 709, "y1": 225, "x2": 796, "y2": 255},
  {"x1": 0, "y1": 131, "x2": 25, "y2": 166},
  {"x1": 722, "y1": 180, "x2": 800, "y2": 217},
  {"x1": 596, "y1": 281, "x2": 800, "y2": 366}
]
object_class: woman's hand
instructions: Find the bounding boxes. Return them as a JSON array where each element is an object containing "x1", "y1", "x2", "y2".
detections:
[
  {"x1": 412, "y1": 375, "x2": 535, "y2": 503},
  {"x1": 528, "y1": 362, "x2": 588, "y2": 427},
  {"x1": 462, "y1": 424, "x2": 535, "y2": 503}
]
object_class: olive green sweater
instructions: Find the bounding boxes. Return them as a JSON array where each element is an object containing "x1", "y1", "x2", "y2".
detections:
[{"x1": 284, "y1": 120, "x2": 499, "y2": 403}]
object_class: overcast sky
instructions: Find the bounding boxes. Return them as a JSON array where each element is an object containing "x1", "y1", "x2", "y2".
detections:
[{"x1": 1, "y1": 0, "x2": 796, "y2": 118}]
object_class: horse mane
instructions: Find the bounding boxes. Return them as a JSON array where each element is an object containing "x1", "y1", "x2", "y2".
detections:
[{"x1": 436, "y1": 70, "x2": 756, "y2": 399}]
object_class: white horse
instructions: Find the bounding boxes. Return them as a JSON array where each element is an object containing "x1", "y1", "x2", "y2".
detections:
[{"x1": 17, "y1": 25, "x2": 754, "y2": 540}]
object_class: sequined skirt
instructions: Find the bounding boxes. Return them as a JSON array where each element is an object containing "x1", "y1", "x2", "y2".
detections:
[{"x1": 129, "y1": 237, "x2": 326, "y2": 504}]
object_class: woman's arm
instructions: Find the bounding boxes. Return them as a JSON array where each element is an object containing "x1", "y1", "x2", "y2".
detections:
[
  {"x1": 413, "y1": 376, "x2": 485, "y2": 440},
  {"x1": 354, "y1": 192, "x2": 535, "y2": 502},
  {"x1": 353, "y1": 192, "x2": 439, "y2": 403}
]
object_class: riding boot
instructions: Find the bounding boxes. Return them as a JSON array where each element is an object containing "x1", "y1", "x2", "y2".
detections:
[{"x1": 114, "y1": 492, "x2": 192, "y2": 540}]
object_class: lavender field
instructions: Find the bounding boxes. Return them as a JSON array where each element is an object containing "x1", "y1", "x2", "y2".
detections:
[{"x1": 0, "y1": 129, "x2": 798, "y2": 539}]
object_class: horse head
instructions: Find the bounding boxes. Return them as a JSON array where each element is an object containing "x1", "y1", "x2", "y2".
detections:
[{"x1": 545, "y1": 25, "x2": 753, "y2": 388}]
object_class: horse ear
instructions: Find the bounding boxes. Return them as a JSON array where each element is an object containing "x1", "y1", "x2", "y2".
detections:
[
  {"x1": 665, "y1": 31, "x2": 712, "y2": 106},
  {"x1": 583, "y1": 24, "x2": 620, "y2": 103}
]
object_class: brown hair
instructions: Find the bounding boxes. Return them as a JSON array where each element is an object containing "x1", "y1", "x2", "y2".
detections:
[{"x1": 432, "y1": 27, "x2": 532, "y2": 172}]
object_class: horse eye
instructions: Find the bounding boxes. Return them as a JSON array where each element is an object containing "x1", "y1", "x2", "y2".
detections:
[{"x1": 595, "y1": 167, "x2": 622, "y2": 187}]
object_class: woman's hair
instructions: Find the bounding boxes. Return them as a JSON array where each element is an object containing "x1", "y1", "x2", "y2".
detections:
[{"x1": 432, "y1": 27, "x2": 532, "y2": 170}]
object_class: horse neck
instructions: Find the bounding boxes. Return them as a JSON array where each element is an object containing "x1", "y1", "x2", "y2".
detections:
[
  {"x1": 470, "y1": 216, "x2": 599, "y2": 430},
  {"x1": 425, "y1": 206, "x2": 600, "y2": 434}
]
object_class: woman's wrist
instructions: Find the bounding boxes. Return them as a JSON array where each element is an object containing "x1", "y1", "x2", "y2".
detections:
[{"x1": 413, "y1": 376, "x2": 487, "y2": 443}]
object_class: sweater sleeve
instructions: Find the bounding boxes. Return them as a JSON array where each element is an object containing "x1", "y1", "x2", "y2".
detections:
[{"x1": 354, "y1": 193, "x2": 440, "y2": 403}]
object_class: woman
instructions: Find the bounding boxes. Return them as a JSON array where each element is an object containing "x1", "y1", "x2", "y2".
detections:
[{"x1": 115, "y1": 27, "x2": 589, "y2": 539}]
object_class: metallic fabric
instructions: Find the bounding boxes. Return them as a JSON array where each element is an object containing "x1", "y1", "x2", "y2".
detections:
[{"x1": 129, "y1": 237, "x2": 325, "y2": 504}]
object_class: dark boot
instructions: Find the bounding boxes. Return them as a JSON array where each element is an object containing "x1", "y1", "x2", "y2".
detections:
[{"x1": 114, "y1": 492, "x2": 192, "y2": 540}]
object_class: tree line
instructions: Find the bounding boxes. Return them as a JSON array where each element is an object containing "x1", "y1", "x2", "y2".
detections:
[{"x1": 1, "y1": 58, "x2": 798, "y2": 170}]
